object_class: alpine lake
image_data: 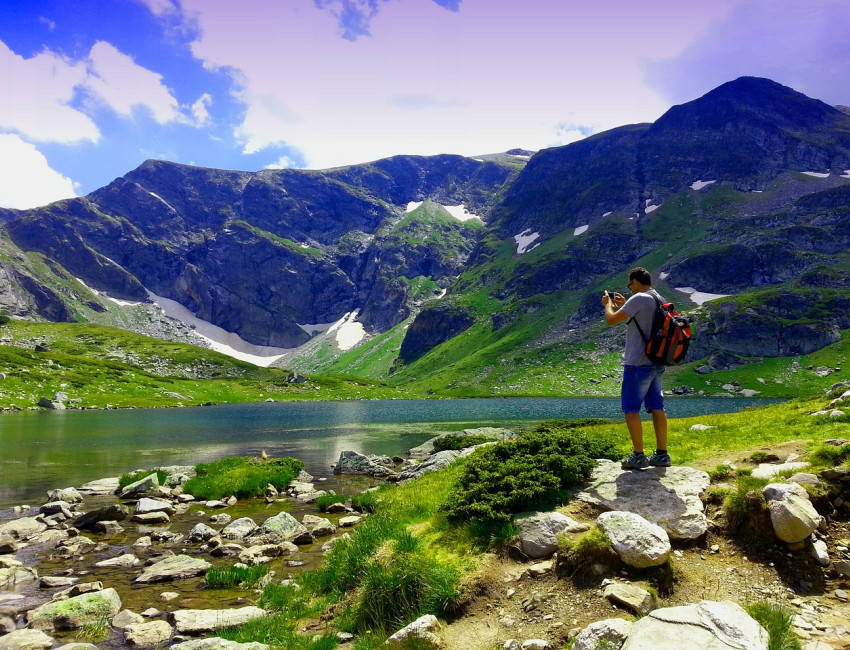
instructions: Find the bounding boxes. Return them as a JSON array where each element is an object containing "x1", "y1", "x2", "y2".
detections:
[{"x1": 0, "y1": 396, "x2": 781, "y2": 646}]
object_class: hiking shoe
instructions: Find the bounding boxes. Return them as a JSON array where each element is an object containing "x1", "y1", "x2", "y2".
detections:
[
  {"x1": 648, "y1": 452, "x2": 672, "y2": 467},
  {"x1": 621, "y1": 451, "x2": 649, "y2": 470}
]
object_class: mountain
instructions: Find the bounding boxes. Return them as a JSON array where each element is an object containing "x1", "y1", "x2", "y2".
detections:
[{"x1": 2, "y1": 76, "x2": 850, "y2": 395}]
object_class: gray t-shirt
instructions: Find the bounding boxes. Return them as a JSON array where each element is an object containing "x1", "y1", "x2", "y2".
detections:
[{"x1": 620, "y1": 289, "x2": 663, "y2": 366}]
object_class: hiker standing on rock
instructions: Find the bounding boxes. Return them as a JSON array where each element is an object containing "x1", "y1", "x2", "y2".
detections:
[{"x1": 601, "y1": 266, "x2": 672, "y2": 470}]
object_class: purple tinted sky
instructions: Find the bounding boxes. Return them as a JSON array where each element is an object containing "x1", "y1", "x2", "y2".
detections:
[{"x1": 1, "y1": 0, "x2": 848, "y2": 209}]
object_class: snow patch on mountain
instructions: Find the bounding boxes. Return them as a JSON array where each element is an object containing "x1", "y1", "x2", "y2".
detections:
[
  {"x1": 514, "y1": 229, "x2": 540, "y2": 254},
  {"x1": 574, "y1": 225, "x2": 589, "y2": 236},
  {"x1": 327, "y1": 310, "x2": 366, "y2": 351},
  {"x1": 674, "y1": 286, "x2": 730, "y2": 306},
  {"x1": 645, "y1": 203, "x2": 660, "y2": 214},
  {"x1": 802, "y1": 171, "x2": 830, "y2": 178},
  {"x1": 147, "y1": 291, "x2": 290, "y2": 366},
  {"x1": 842, "y1": 169, "x2": 850, "y2": 178},
  {"x1": 75, "y1": 277, "x2": 143, "y2": 306},
  {"x1": 690, "y1": 180, "x2": 716, "y2": 190},
  {"x1": 405, "y1": 201, "x2": 481, "y2": 221},
  {"x1": 147, "y1": 190, "x2": 177, "y2": 212}
]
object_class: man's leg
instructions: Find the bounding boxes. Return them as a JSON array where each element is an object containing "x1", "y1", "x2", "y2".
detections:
[
  {"x1": 625, "y1": 412, "x2": 644, "y2": 453},
  {"x1": 651, "y1": 409, "x2": 668, "y2": 450}
]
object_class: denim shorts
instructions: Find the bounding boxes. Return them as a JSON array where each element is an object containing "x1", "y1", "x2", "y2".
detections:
[{"x1": 621, "y1": 364, "x2": 665, "y2": 413}]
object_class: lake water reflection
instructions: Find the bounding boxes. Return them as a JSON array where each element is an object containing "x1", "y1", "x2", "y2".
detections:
[{"x1": 0, "y1": 397, "x2": 780, "y2": 509}]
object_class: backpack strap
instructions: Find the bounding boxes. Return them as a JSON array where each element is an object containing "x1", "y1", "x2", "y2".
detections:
[{"x1": 626, "y1": 291, "x2": 663, "y2": 344}]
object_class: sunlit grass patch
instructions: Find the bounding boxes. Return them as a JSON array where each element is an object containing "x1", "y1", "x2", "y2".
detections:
[
  {"x1": 183, "y1": 455, "x2": 304, "y2": 501},
  {"x1": 205, "y1": 564, "x2": 270, "y2": 589}
]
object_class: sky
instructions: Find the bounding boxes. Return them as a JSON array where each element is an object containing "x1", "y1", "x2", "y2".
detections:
[{"x1": 1, "y1": 0, "x2": 849, "y2": 210}]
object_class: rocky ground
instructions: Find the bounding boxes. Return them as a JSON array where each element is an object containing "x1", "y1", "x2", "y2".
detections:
[{"x1": 1, "y1": 430, "x2": 850, "y2": 650}]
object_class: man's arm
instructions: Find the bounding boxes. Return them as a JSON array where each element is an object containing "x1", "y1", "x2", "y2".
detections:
[{"x1": 603, "y1": 292, "x2": 630, "y2": 326}]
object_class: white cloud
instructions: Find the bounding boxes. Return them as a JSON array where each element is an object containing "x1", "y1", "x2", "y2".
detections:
[
  {"x1": 135, "y1": 0, "x2": 180, "y2": 17},
  {"x1": 191, "y1": 92, "x2": 213, "y2": 125},
  {"x1": 0, "y1": 39, "x2": 99, "y2": 144},
  {"x1": 83, "y1": 41, "x2": 180, "y2": 124},
  {"x1": 265, "y1": 155, "x2": 298, "y2": 169},
  {"x1": 0, "y1": 134, "x2": 77, "y2": 209},
  {"x1": 179, "y1": 0, "x2": 741, "y2": 170}
]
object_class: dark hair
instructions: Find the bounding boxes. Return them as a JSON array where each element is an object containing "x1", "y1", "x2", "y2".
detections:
[{"x1": 628, "y1": 267, "x2": 652, "y2": 286}]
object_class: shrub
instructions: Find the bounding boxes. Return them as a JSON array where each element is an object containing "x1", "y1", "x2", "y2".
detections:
[
  {"x1": 747, "y1": 451, "x2": 779, "y2": 464},
  {"x1": 205, "y1": 564, "x2": 270, "y2": 589},
  {"x1": 432, "y1": 433, "x2": 493, "y2": 452},
  {"x1": 183, "y1": 456, "x2": 304, "y2": 501},
  {"x1": 350, "y1": 491, "x2": 379, "y2": 513},
  {"x1": 807, "y1": 442, "x2": 850, "y2": 467},
  {"x1": 316, "y1": 494, "x2": 348, "y2": 512},
  {"x1": 723, "y1": 474, "x2": 771, "y2": 539},
  {"x1": 708, "y1": 464, "x2": 735, "y2": 482},
  {"x1": 744, "y1": 602, "x2": 802, "y2": 650},
  {"x1": 441, "y1": 424, "x2": 621, "y2": 527},
  {"x1": 558, "y1": 525, "x2": 617, "y2": 585},
  {"x1": 118, "y1": 469, "x2": 168, "y2": 489}
]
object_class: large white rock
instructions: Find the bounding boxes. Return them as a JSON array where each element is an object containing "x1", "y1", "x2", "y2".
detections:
[
  {"x1": 119, "y1": 473, "x2": 160, "y2": 498},
  {"x1": 763, "y1": 483, "x2": 823, "y2": 543},
  {"x1": 620, "y1": 600, "x2": 769, "y2": 649},
  {"x1": 752, "y1": 462, "x2": 810, "y2": 479},
  {"x1": 597, "y1": 511, "x2": 671, "y2": 568},
  {"x1": 249, "y1": 512, "x2": 308, "y2": 543},
  {"x1": 124, "y1": 620, "x2": 173, "y2": 646},
  {"x1": 603, "y1": 582, "x2": 657, "y2": 616},
  {"x1": 134, "y1": 555, "x2": 211, "y2": 584},
  {"x1": 134, "y1": 498, "x2": 175, "y2": 515},
  {"x1": 220, "y1": 517, "x2": 258, "y2": 539},
  {"x1": 188, "y1": 523, "x2": 218, "y2": 542},
  {"x1": 571, "y1": 618, "x2": 633, "y2": 650},
  {"x1": 387, "y1": 614, "x2": 441, "y2": 646},
  {"x1": 169, "y1": 638, "x2": 269, "y2": 650},
  {"x1": 27, "y1": 588, "x2": 122, "y2": 631},
  {"x1": 397, "y1": 450, "x2": 461, "y2": 482},
  {"x1": 46, "y1": 487, "x2": 83, "y2": 504},
  {"x1": 0, "y1": 629, "x2": 55, "y2": 650},
  {"x1": 0, "y1": 566, "x2": 38, "y2": 588},
  {"x1": 94, "y1": 553, "x2": 140, "y2": 568},
  {"x1": 0, "y1": 516, "x2": 47, "y2": 539},
  {"x1": 513, "y1": 511, "x2": 590, "y2": 559},
  {"x1": 574, "y1": 460, "x2": 710, "y2": 540},
  {"x1": 171, "y1": 607, "x2": 266, "y2": 634}
]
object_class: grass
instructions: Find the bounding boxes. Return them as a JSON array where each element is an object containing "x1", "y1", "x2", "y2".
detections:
[
  {"x1": 182, "y1": 455, "x2": 304, "y2": 501},
  {"x1": 118, "y1": 469, "x2": 168, "y2": 489},
  {"x1": 316, "y1": 494, "x2": 348, "y2": 511},
  {"x1": 745, "y1": 602, "x2": 803, "y2": 650},
  {"x1": 205, "y1": 564, "x2": 270, "y2": 589}
]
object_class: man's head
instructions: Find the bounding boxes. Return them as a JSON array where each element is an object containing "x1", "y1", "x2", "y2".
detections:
[{"x1": 627, "y1": 267, "x2": 652, "y2": 292}]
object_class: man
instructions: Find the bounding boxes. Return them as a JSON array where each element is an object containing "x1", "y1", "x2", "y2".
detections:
[{"x1": 602, "y1": 267, "x2": 672, "y2": 469}]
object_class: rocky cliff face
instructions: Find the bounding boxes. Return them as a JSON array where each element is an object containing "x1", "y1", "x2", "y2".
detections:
[{"x1": 1, "y1": 155, "x2": 515, "y2": 347}]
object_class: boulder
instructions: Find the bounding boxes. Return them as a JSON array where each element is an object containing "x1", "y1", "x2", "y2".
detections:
[
  {"x1": 171, "y1": 607, "x2": 266, "y2": 634},
  {"x1": 249, "y1": 512, "x2": 308, "y2": 544},
  {"x1": 603, "y1": 582, "x2": 657, "y2": 616},
  {"x1": 27, "y1": 588, "x2": 122, "y2": 632},
  {"x1": 338, "y1": 515, "x2": 362, "y2": 528},
  {"x1": 514, "y1": 511, "x2": 590, "y2": 559},
  {"x1": 134, "y1": 555, "x2": 211, "y2": 584},
  {"x1": 188, "y1": 523, "x2": 218, "y2": 542},
  {"x1": 0, "y1": 516, "x2": 47, "y2": 539},
  {"x1": 39, "y1": 501, "x2": 73, "y2": 518},
  {"x1": 46, "y1": 488, "x2": 83, "y2": 504},
  {"x1": 397, "y1": 450, "x2": 461, "y2": 482},
  {"x1": 93, "y1": 520, "x2": 125, "y2": 535},
  {"x1": 306, "y1": 517, "x2": 336, "y2": 538},
  {"x1": 571, "y1": 618, "x2": 633, "y2": 650},
  {"x1": 78, "y1": 477, "x2": 120, "y2": 496},
  {"x1": 39, "y1": 575, "x2": 78, "y2": 588},
  {"x1": 386, "y1": 614, "x2": 441, "y2": 646},
  {"x1": 574, "y1": 460, "x2": 710, "y2": 540},
  {"x1": 0, "y1": 566, "x2": 38, "y2": 588},
  {"x1": 131, "y1": 511, "x2": 171, "y2": 525},
  {"x1": 220, "y1": 518, "x2": 258, "y2": 539},
  {"x1": 124, "y1": 620, "x2": 173, "y2": 646},
  {"x1": 752, "y1": 462, "x2": 810, "y2": 479},
  {"x1": 620, "y1": 600, "x2": 768, "y2": 649},
  {"x1": 763, "y1": 482, "x2": 823, "y2": 543},
  {"x1": 597, "y1": 511, "x2": 671, "y2": 568},
  {"x1": 169, "y1": 639, "x2": 269, "y2": 650},
  {"x1": 73, "y1": 504, "x2": 129, "y2": 530},
  {"x1": 119, "y1": 473, "x2": 160, "y2": 498},
  {"x1": 238, "y1": 543, "x2": 298, "y2": 565},
  {"x1": 406, "y1": 427, "x2": 514, "y2": 456},
  {"x1": 0, "y1": 629, "x2": 55, "y2": 650},
  {"x1": 333, "y1": 451, "x2": 397, "y2": 478},
  {"x1": 0, "y1": 535, "x2": 18, "y2": 554},
  {"x1": 134, "y1": 498, "x2": 176, "y2": 516},
  {"x1": 112, "y1": 609, "x2": 145, "y2": 629},
  {"x1": 94, "y1": 553, "x2": 140, "y2": 568}
]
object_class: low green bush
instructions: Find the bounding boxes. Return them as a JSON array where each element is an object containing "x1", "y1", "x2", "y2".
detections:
[
  {"x1": 205, "y1": 564, "x2": 269, "y2": 589},
  {"x1": 744, "y1": 602, "x2": 802, "y2": 650},
  {"x1": 807, "y1": 442, "x2": 850, "y2": 467},
  {"x1": 182, "y1": 456, "x2": 304, "y2": 501},
  {"x1": 708, "y1": 464, "x2": 735, "y2": 482},
  {"x1": 118, "y1": 469, "x2": 168, "y2": 489},
  {"x1": 432, "y1": 433, "x2": 493, "y2": 452},
  {"x1": 723, "y1": 474, "x2": 771, "y2": 538},
  {"x1": 441, "y1": 423, "x2": 621, "y2": 528},
  {"x1": 747, "y1": 451, "x2": 779, "y2": 464},
  {"x1": 350, "y1": 491, "x2": 378, "y2": 513},
  {"x1": 316, "y1": 494, "x2": 348, "y2": 512}
]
